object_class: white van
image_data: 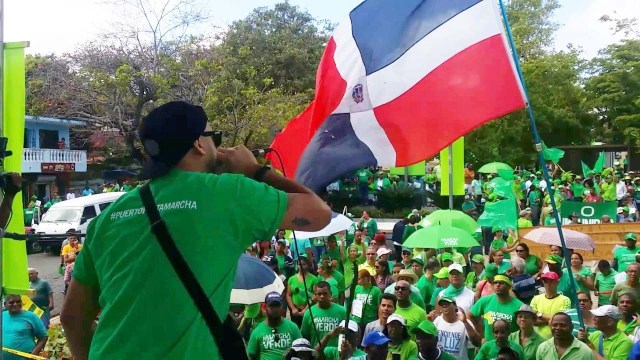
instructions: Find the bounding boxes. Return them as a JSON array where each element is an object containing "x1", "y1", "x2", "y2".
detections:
[{"x1": 32, "y1": 192, "x2": 125, "y2": 251}]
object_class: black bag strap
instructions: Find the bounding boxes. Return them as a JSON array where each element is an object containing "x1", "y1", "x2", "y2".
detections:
[{"x1": 139, "y1": 183, "x2": 247, "y2": 360}]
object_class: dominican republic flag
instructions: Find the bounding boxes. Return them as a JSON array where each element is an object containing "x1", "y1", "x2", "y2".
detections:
[{"x1": 269, "y1": 0, "x2": 527, "y2": 192}]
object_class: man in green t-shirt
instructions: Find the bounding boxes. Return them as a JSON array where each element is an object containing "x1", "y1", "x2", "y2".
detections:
[
  {"x1": 356, "y1": 168, "x2": 373, "y2": 205},
  {"x1": 301, "y1": 281, "x2": 346, "y2": 347},
  {"x1": 577, "y1": 305, "x2": 633, "y2": 360},
  {"x1": 61, "y1": 101, "x2": 331, "y2": 359},
  {"x1": 613, "y1": 233, "x2": 639, "y2": 272},
  {"x1": 470, "y1": 275, "x2": 524, "y2": 341},
  {"x1": 247, "y1": 292, "x2": 302, "y2": 360}
]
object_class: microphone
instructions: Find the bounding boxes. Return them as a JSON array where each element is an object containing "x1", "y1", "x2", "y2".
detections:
[{"x1": 251, "y1": 148, "x2": 273, "y2": 157}]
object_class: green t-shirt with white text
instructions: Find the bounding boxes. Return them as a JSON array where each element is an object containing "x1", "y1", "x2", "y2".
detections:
[
  {"x1": 301, "y1": 303, "x2": 346, "y2": 347},
  {"x1": 246, "y1": 319, "x2": 302, "y2": 360},
  {"x1": 470, "y1": 294, "x2": 523, "y2": 341},
  {"x1": 72, "y1": 169, "x2": 287, "y2": 359}
]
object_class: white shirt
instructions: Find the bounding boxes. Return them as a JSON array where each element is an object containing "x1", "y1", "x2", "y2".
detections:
[
  {"x1": 539, "y1": 179, "x2": 547, "y2": 192},
  {"x1": 66, "y1": 193, "x2": 76, "y2": 200},
  {"x1": 433, "y1": 316, "x2": 474, "y2": 360},
  {"x1": 616, "y1": 181, "x2": 628, "y2": 200},
  {"x1": 437, "y1": 287, "x2": 475, "y2": 314}
]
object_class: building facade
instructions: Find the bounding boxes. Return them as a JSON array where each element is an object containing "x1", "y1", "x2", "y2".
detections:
[{"x1": 22, "y1": 115, "x2": 87, "y2": 202}]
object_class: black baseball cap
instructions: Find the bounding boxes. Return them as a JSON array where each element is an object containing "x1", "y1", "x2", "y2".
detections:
[{"x1": 138, "y1": 101, "x2": 212, "y2": 179}]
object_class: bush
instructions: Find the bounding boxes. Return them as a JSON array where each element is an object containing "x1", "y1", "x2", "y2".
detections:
[{"x1": 377, "y1": 185, "x2": 420, "y2": 212}]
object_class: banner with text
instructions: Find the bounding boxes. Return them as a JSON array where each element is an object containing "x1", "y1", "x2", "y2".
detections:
[{"x1": 559, "y1": 201, "x2": 618, "y2": 224}]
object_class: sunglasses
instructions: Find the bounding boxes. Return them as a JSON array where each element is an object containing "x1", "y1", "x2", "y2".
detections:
[
  {"x1": 395, "y1": 286, "x2": 409, "y2": 292},
  {"x1": 271, "y1": 328, "x2": 280, "y2": 342},
  {"x1": 202, "y1": 131, "x2": 222, "y2": 147},
  {"x1": 366, "y1": 253, "x2": 376, "y2": 256}
]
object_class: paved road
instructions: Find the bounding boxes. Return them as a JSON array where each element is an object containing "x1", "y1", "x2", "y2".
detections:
[{"x1": 28, "y1": 252, "x2": 65, "y2": 317}]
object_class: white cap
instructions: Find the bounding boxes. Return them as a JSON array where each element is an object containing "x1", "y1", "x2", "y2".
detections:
[
  {"x1": 377, "y1": 248, "x2": 392, "y2": 257},
  {"x1": 387, "y1": 314, "x2": 406, "y2": 326},
  {"x1": 590, "y1": 305, "x2": 620, "y2": 320},
  {"x1": 617, "y1": 207, "x2": 624, "y2": 214},
  {"x1": 339, "y1": 319, "x2": 360, "y2": 332},
  {"x1": 448, "y1": 263, "x2": 464, "y2": 274}
]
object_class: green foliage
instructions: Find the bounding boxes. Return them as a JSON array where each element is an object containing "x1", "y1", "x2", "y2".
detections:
[
  {"x1": 376, "y1": 185, "x2": 420, "y2": 213},
  {"x1": 585, "y1": 39, "x2": 640, "y2": 146}
]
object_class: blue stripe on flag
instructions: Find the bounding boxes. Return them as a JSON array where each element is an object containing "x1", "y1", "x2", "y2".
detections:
[
  {"x1": 296, "y1": 114, "x2": 378, "y2": 193},
  {"x1": 350, "y1": 0, "x2": 482, "y2": 75}
]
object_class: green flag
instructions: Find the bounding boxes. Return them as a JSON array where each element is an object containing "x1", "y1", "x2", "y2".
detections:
[
  {"x1": 478, "y1": 199, "x2": 518, "y2": 230},
  {"x1": 498, "y1": 169, "x2": 514, "y2": 180},
  {"x1": 581, "y1": 161, "x2": 592, "y2": 178},
  {"x1": 593, "y1": 152, "x2": 605, "y2": 174},
  {"x1": 542, "y1": 142, "x2": 565, "y2": 163}
]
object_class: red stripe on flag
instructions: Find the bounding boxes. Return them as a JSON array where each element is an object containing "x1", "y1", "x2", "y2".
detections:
[
  {"x1": 268, "y1": 102, "x2": 315, "y2": 178},
  {"x1": 310, "y1": 37, "x2": 348, "y2": 136},
  {"x1": 373, "y1": 35, "x2": 526, "y2": 166}
]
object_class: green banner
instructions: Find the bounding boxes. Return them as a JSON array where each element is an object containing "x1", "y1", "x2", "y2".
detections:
[
  {"x1": 389, "y1": 161, "x2": 426, "y2": 176},
  {"x1": 559, "y1": 201, "x2": 618, "y2": 224},
  {"x1": 3, "y1": 42, "x2": 30, "y2": 295},
  {"x1": 440, "y1": 137, "x2": 465, "y2": 196},
  {"x1": 478, "y1": 199, "x2": 518, "y2": 230}
]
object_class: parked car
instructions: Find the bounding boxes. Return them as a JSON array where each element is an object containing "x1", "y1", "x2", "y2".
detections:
[{"x1": 29, "y1": 192, "x2": 124, "y2": 253}]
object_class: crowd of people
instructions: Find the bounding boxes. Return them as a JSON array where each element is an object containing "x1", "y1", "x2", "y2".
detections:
[{"x1": 237, "y1": 208, "x2": 640, "y2": 360}]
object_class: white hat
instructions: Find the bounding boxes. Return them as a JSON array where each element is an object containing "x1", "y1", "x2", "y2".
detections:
[
  {"x1": 291, "y1": 338, "x2": 316, "y2": 354},
  {"x1": 617, "y1": 207, "x2": 624, "y2": 214},
  {"x1": 590, "y1": 305, "x2": 621, "y2": 320},
  {"x1": 339, "y1": 320, "x2": 359, "y2": 332},
  {"x1": 448, "y1": 263, "x2": 464, "y2": 274},
  {"x1": 377, "y1": 248, "x2": 392, "y2": 257},
  {"x1": 387, "y1": 314, "x2": 406, "y2": 326}
]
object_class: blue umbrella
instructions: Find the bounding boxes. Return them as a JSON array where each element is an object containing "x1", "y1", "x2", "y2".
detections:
[{"x1": 231, "y1": 254, "x2": 285, "y2": 305}]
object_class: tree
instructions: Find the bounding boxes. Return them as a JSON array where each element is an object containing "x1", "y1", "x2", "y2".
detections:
[
  {"x1": 585, "y1": 39, "x2": 640, "y2": 146},
  {"x1": 205, "y1": 2, "x2": 330, "y2": 147},
  {"x1": 505, "y1": 0, "x2": 560, "y2": 61}
]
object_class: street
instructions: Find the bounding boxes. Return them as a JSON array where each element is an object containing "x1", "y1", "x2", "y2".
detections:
[{"x1": 28, "y1": 252, "x2": 65, "y2": 317}]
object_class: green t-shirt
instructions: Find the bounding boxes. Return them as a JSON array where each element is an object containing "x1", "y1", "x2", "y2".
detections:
[
  {"x1": 326, "y1": 247, "x2": 343, "y2": 270},
  {"x1": 544, "y1": 216, "x2": 557, "y2": 226},
  {"x1": 595, "y1": 270, "x2": 618, "y2": 305},
  {"x1": 359, "y1": 219, "x2": 378, "y2": 237},
  {"x1": 601, "y1": 182, "x2": 616, "y2": 201},
  {"x1": 508, "y1": 330, "x2": 545, "y2": 360},
  {"x1": 563, "y1": 267, "x2": 593, "y2": 294},
  {"x1": 324, "y1": 347, "x2": 365, "y2": 360},
  {"x1": 417, "y1": 275, "x2": 435, "y2": 305},
  {"x1": 394, "y1": 303, "x2": 427, "y2": 334},
  {"x1": 72, "y1": 170, "x2": 287, "y2": 358},
  {"x1": 301, "y1": 303, "x2": 346, "y2": 347},
  {"x1": 323, "y1": 271, "x2": 346, "y2": 299},
  {"x1": 23, "y1": 208, "x2": 34, "y2": 226},
  {"x1": 356, "y1": 169, "x2": 372, "y2": 183},
  {"x1": 490, "y1": 239, "x2": 511, "y2": 259},
  {"x1": 388, "y1": 339, "x2": 418, "y2": 360},
  {"x1": 588, "y1": 330, "x2": 633, "y2": 360},
  {"x1": 524, "y1": 255, "x2": 541, "y2": 276},
  {"x1": 614, "y1": 246, "x2": 640, "y2": 272},
  {"x1": 343, "y1": 258, "x2": 359, "y2": 289},
  {"x1": 475, "y1": 340, "x2": 525, "y2": 360},
  {"x1": 246, "y1": 319, "x2": 302, "y2": 360},
  {"x1": 528, "y1": 190, "x2": 540, "y2": 206},
  {"x1": 351, "y1": 285, "x2": 382, "y2": 325},
  {"x1": 276, "y1": 254, "x2": 286, "y2": 274},
  {"x1": 288, "y1": 274, "x2": 319, "y2": 307},
  {"x1": 517, "y1": 218, "x2": 533, "y2": 229},
  {"x1": 470, "y1": 294, "x2": 523, "y2": 341}
]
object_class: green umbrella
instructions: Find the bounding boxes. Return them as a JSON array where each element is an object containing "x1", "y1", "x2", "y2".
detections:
[
  {"x1": 478, "y1": 162, "x2": 513, "y2": 174},
  {"x1": 419, "y1": 210, "x2": 479, "y2": 234},
  {"x1": 404, "y1": 225, "x2": 480, "y2": 249}
]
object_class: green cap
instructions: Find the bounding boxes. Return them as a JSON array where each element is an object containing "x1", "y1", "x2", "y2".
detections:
[
  {"x1": 536, "y1": 171, "x2": 541, "y2": 175},
  {"x1": 491, "y1": 226, "x2": 503, "y2": 233},
  {"x1": 623, "y1": 206, "x2": 630, "y2": 212},
  {"x1": 471, "y1": 254, "x2": 484, "y2": 264},
  {"x1": 493, "y1": 275, "x2": 512, "y2": 286},
  {"x1": 438, "y1": 296, "x2": 456, "y2": 304},
  {"x1": 31, "y1": 195, "x2": 37, "y2": 200},
  {"x1": 625, "y1": 233, "x2": 637, "y2": 241},
  {"x1": 441, "y1": 252, "x2": 453, "y2": 262},
  {"x1": 411, "y1": 258, "x2": 424, "y2": 266},
  {"x1": 411, "y1": 320, "x2": 438, "y2": 336},
  {"x1": 546, "y1": 254, "x2": 563, "y2": 264},
  {"x1": 483, "y1": 263, "x2": 498, "y2": 278},
  {"x1": 434, "y1": 267, "x2": 450, "y2": 279},
  {"x1": 402, "y1": 247, "x2": 412, "y2": 253}
]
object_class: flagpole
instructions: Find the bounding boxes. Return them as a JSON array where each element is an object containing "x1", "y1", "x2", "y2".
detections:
[
  {"x1": 0, "y1": 0, "x2": 5, "y2": 356},
  {"x1": 448, "y1": 145, "x2": 454, "y2": 209},
  {"x1": 498, "y1": 0, "x2": 583, "y2": 327}
]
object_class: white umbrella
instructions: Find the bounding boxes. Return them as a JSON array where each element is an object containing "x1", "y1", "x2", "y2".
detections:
[
  {"x1": 290, "y1": 212, "x2": 353, "y2": 238},
  {"x1": 523, "y1": 227, "x2": 595, "y2": 250},
  {"x1": 231, "y1": 254, "x2": 285, "y2": 305}
]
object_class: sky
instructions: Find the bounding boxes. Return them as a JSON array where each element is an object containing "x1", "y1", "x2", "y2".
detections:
[{"x1": 4, "y1": 0, "x2": 640, "y2": 59}]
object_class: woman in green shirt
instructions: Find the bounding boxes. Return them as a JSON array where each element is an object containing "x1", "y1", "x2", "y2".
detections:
[
  {"x1": 358, "y1": 211, "x2": 378, "y2": 237},
  {"x1": 515, "y1": 243, "x2": 542, "y2": 278},
  {"x1": 286, "y1": 255, "x2": 318, "y2": 327},
  {"x1": 565, "y1": 252, "x2": 594, "y2": 294},
  {"x1": 384, "y1": 314, "x2": 418, "y2": 360},
  {"x1": 351, "y1": 269, "x2": 382, "y2": 327}
]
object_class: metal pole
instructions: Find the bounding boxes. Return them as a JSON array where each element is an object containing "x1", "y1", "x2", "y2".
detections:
[
  {"x1": 403, "y1": 166, "x2": 409, "y2": 185},
  {"x1": 448, "y1": 145, "x2": 454, "y2": 209},
  {"x1": 498, "y1": 0, "x2": 582, "y2": 328}
]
